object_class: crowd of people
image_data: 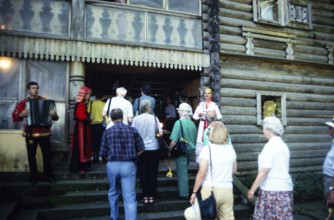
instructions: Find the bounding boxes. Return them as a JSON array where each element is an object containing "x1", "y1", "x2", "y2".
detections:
[{"x1": 12, "y1": 81, "x2": 334, "y2": 220}]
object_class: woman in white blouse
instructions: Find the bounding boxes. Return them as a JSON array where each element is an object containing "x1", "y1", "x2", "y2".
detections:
[
  {"x1": 247, "y1": 116, "x2": 293, "y2": 219},
  {"x1": 185, "y1": 121, "x2": 237, "y2": 220}
]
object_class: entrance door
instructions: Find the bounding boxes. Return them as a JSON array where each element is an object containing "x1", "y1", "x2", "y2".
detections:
[{"x1": 85, "y1": 64, "x2": 201, "y2": 120}]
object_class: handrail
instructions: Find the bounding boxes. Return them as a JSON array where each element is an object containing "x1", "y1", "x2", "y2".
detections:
[{"x1": 233, "y1": 175, "x2": 256, "y2": 206}]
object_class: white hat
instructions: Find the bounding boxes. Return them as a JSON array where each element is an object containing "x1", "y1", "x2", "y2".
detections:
[
  {"x1": 184, "y1": 198, "x2": 201, "y2": 220},
  {"x1": 177, "y1": 103, "x2": 193, "y2": 113},
  {"x1": 325, "y1": 118, "x2": 334, "y2": 128}
]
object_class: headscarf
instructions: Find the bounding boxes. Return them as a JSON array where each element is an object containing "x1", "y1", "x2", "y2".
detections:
[{"x1": 76, "y1": 86, "x2": 92, "y2": 102}]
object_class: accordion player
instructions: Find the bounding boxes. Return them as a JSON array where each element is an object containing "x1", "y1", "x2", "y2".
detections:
[{"x1": 26, "y1": 99, "x2": 56, "y2": 127}]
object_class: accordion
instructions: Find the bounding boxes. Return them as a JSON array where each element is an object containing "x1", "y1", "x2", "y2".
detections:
[{"x1": 26, "y1": 99, "x2": 56, "y2": 127}]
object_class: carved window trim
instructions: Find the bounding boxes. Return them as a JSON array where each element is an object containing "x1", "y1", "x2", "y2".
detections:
[
  {"x1": 128, "y1": 0, "x2": 202, "y2": 15},
  {"x1": 287, "y1": 1, "x2": 312, "y2": 29},
  {"x1": 256, "y1": 91, "x2": 287, "y2": 126},
  {"x1": 242, "y1": 27, "x2": 296, "y2": 59},
  {"x1": 253, "y1": 0, "x2": 312, "y2": 28},
  {"x1": 253, "y1": 0, "x2": 287, "y2": 25}
]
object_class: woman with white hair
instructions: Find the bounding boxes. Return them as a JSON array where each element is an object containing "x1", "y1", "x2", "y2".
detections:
[
  {"x1": 102, "y1": 87, "x2": 134, "y2": 129},
  {"x1": 247, "y1": 116, "x2": 293, "y2": 219},
  {"x1": 132, "y1": 99, "x2": 163, "y2": 204},
  {"x1": 169, "y1": 103, "x2": 197, "y2": 200}
]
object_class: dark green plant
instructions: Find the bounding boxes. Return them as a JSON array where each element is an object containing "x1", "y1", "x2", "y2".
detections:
[
  {"x1": 291, "y1": 172, "x2": 323, "y2": 203},
  {"x1": 237, "y1": 172, "x2": 323, "y2": 203}
]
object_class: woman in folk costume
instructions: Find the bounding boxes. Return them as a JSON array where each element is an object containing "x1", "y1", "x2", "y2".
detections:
[
  {"x1": 193, "y1": 87, "x2": 222, "y2": 163},
  {"x1": 70, "y1": 86, "x2": 93, "y2": 173}
]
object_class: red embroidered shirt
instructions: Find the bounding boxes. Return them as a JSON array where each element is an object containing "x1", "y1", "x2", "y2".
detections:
[{"x1": 12, "y1": 97, "x2": 59, "y2": 137}]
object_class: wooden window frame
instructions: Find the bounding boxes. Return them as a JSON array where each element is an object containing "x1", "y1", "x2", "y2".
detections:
[
  {"x1": 253, "y1": 0, "x2": 287, "y2": 26},
  {"x1": 253, "y1": 0, "x2": 312, "y2": 28},
  {"x1": 256, "y1": 91, "x2": 287, "y2": 126}
]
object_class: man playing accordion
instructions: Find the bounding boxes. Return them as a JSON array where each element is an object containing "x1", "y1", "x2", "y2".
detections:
[{"x1": 12, "y1": 81, "x2": 59, "y2": 184}]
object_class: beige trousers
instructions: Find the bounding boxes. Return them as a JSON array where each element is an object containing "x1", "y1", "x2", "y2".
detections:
[{"x1": 184, "y1": 187, "x2": 235, "y2": 220}]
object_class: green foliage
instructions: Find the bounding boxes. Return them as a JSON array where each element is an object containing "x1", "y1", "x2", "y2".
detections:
[
  {"x1": 236, "y1": 171, "x2": 323, "y2": 203},
  {"x1": 292, "y1": 172, "x2": 323, "y2": 203}
]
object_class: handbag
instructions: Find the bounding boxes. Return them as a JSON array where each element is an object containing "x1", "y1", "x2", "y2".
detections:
[
  {"x1": 102, "y1": 97, "x2": 112, "y2": 128},
  {"x1": 196, "y1": 145, "x2": 217, "y2": 219},
  {"x1": 135, "y1": 97, "x2": 141, "y2": 116},
  {"x1": 154, "y1": 115, "x2": 169, "y2": 159},
  {"x1": 170, "y1": 120, "x2": 189, "y2": 158},
  {"x1": 101, "y1": 117, "x2": 107, "y2": 128}
]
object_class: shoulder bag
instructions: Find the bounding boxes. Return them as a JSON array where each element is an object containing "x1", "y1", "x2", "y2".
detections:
[
  {"x1": 196, "y1": 144, "x2": 217, "y2": 219},
  {"x1": 154, "y1": 116, "x2": 169, "y2": 160},
  {"x1": 135, "y1": 97, "x2": 141, "y2": 116},
  {"x1": 170, "y1": 120, "x2": 190, "y2": 158},
  {"x1": 102, "y1": 98, "x2": 112, "y2": 128}
]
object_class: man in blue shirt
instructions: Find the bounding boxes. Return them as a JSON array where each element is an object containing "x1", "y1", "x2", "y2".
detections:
[
  {"x1": 164, "y1": 96, "x2": 177, "y2": 131},
  {"x1": 323, "y1": 118, "x2": 334, "y2": 217},
  {"x1": 100, "y1": 108, "x2": 145, "y2": 220},
  {"x1": 133, "y1": 83, "x2": 156, "y2": 115}
]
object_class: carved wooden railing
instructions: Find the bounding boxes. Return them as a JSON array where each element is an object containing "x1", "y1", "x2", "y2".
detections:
[{"x1": 0, "y1": 0, "x2": 202, "y2": 50}]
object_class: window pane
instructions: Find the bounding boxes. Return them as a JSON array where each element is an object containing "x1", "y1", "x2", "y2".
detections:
[
  {"x1": 168, "y1": 0, "x2": 199, "y2": 14},
  {"x1": 0, "y1": 58, "x2": 20, "y2": 99},
  {"x1": 26, "y1": 60, "x2": 66, "y2": 101},
  {"x1": 259, "y1": 0, "x2": 279, "y2": 22},
  {"x1": 50, "y1": 102, "x2": 66, "y2": 144},
  {"x1": 26, "y1": 60, "x2": 67, "y2": 143},
  {"x1": 0, "y1": 58, "x2": 20, "y2": 129},
  {"x1": 0, "y1": 100, "x2": 19, "y2": 129},
  {"x1": 130, "y1": 0, "x2": 163, "y2": 8}
]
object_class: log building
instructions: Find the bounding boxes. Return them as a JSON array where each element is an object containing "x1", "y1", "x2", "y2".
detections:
[
  {"x1": 0, "y1": 0, "x2": 333, "y2": 173},
  {"x1": 207, "y1": 0, "x2": 334, "y2": 172}
]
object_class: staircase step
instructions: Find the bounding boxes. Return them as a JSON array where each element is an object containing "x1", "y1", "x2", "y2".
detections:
[
  {"x1": 65, "y1": 210, "x2": 185, "y2": 220},
  {"x1": 138, "y1": 210, "x2": 185, "y2": 220},
  {"x1": 0, "y1": 159, "x2": 252, "y2": 219},
  {"x1": 46, "y1": 187, "x2": 182, "y2": 205},
  {"x1": 12, "y1": 208, "x2": 39, "y2": 220},
  {"x1": 37, "y1": 199, "x2": 189, "y2": 220},
  {"x1": 0, "y1": 176, "x2": 194, "y2": 198},
  {"x1": 0, "y1": 160, "x2": 197, "y2": 183},
  {"x1": 18, "y1": 197, "x2": 250, "y2": 220},
  {"x1": 64, "y1": 204, "x2": 250, "y2": 220},
  {"x1": 0, "y1": 201, "x2": 19, "y2": 220}
]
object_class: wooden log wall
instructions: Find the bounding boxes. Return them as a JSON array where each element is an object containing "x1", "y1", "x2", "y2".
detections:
[
  {"x1": 220, "y1": 56, "x2": 334, "y2": 172},
  {"x1": 214, "y1": 0, "x2": 334, "y2": 172},
  {"x1": 218, "y1": 0, "x2": 334, "y2": 65}
]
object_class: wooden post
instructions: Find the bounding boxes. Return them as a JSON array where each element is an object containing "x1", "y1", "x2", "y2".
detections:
[{"x1": 68, "y1": 61, "x2": 85, "y2": 144}]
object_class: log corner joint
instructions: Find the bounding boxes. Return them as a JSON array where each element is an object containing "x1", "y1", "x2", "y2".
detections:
[{"x1": 325, "y1": 45, "x2": 334, "y2": 65}]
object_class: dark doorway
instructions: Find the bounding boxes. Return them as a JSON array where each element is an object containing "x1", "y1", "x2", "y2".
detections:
[{"x1": 85, "y1": 63, "x2": 201, "y2": 119}]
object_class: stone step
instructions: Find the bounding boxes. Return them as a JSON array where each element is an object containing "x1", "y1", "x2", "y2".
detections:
[
  {"x1": 66, "y1": 205, "x2": 251, "y2": 220},
  {"x1": 0, "y1": 160, "x2": 197, "y2": 182},
  {"x1": 2, "y1": 160, "x2": 252, "y2": 219},
  {"x1": 0, "y1": 177, "x2": 195, "y2": 197},
  {"x1": 67, "y1": 210, "x2": 188, "y2": 220},
  {"x1": 19, "y1": 187, "x2": 184, "y2": 207},
  {"x1": 15, "y1": 199, "x2": 250, "y2": 220},
  {"x1": 27, "y1": 199, "x2": 190, "y2": 219},
  {"x1": 0, "y1": 201, "x2": 19, "y2": 220}
]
